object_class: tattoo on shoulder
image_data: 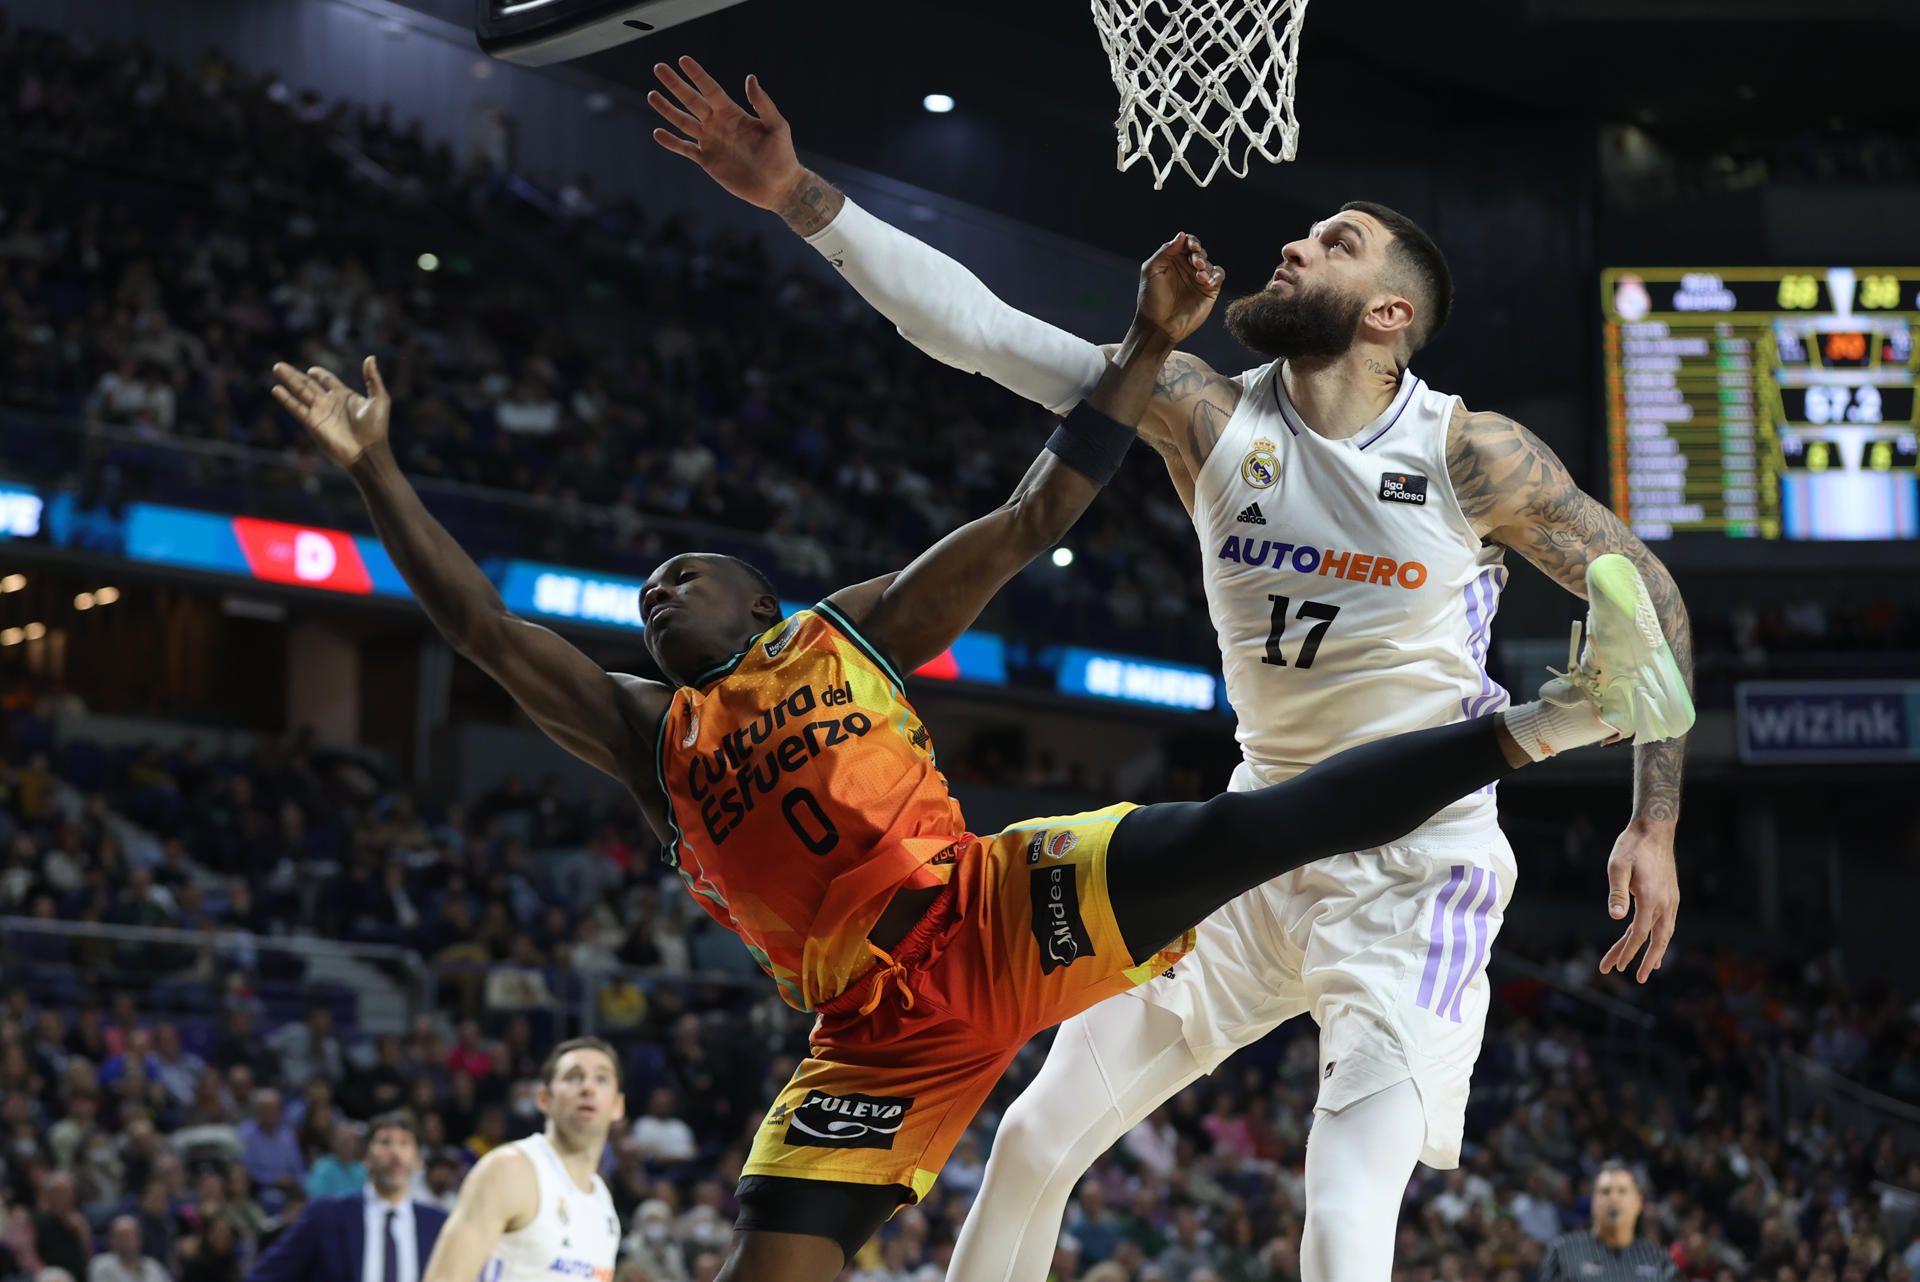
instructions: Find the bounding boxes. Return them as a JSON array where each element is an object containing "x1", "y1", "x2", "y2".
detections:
[
  {"x1": 1451, "y1": 409, "x2": 1640, "y2": 586},
  {"x1": 1153, "y1": 353, "x2": 1239, "y2": 467}
]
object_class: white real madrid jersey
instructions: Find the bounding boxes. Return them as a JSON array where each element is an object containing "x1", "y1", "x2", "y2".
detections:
[
  {"x1": 479, "y1": 1134, "x2": 621, "y2": 1282},
  {"x1": 1194, "y1": 361, "x2": 1509, "y2": 833}
]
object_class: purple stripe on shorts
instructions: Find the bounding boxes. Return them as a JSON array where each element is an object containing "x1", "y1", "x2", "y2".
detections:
[
  {"x1": 1415, "y1": 864, "x2": 1468, "y2": 1012},
  {"x1": 1434, "y1": 866, "x2": 1486, "y2": 1019},
  {"x1": 1445, "y1": 871, "x2": 1501, "y2": 1022}
]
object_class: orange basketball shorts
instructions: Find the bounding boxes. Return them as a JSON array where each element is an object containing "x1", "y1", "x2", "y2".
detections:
[{"x1": 741, "y1": 803, "x2": 1194, "y2": 1202}]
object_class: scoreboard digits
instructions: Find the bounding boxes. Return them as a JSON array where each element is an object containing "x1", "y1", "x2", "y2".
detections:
[{"x1": 1603, "y1": 267, "x2": 1920, "y2": 542}]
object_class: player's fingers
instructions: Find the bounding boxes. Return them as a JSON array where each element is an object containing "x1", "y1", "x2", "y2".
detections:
[
  {"x1": 646, "y1": 90, "x2": 703, "y2": 137},
  {"x1": 1639, "y1": 911, "x2": 1677, "y2": 982},
  {"x1": 270, "y1": 362, "x2": 315, "y2": 403},
  {"x1": 678, "y1": 56, "x2": 731, "y2": 104},
  {"x1": 1598, "y1": 930, "x2": 1630, "y2": 973},
  {"x1": 308, "y1": 366, "x2": 348, "y2": 397},
  {"x1": 1605, "y1": 856, "x2": 1632, "y2": 921},
  {"x1": 652, "y1": 62, "x2": 708, "y2": 117},
  {"x1": 744, "y1": 75, "x2": 787, "y2": 127},
  {"x1": 269, "y1": 385, "x2": 304, "y2": 417},
  {"x1": 363, "y1": 355, "x2": 388, "y2": 402},
  {"x1": 651, "y1": 128, "x2": 702, "y2": 161},
  {"x1": 1203, "y1": 265, "x2": 1225, "y2": 291}
]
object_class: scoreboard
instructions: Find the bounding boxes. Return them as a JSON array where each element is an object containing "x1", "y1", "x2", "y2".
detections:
[{"x1": 1601, "y1": 267, "x2": 1920, "y2": 542}]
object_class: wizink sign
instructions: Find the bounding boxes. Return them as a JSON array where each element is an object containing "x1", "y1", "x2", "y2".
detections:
[{"x1": 1735, "y1": 682, "x2": 1920, "y2": 764}]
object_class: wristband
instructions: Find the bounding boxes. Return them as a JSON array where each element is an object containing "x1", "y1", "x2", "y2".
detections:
[{"x1": 1044, "y1": 401, "x2": 1136, "y2": 486}]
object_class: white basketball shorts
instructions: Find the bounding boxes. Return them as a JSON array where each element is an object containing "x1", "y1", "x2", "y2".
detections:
[{"x1": 1122, "y1": 759, "x2": 1516, "y2": 1168}]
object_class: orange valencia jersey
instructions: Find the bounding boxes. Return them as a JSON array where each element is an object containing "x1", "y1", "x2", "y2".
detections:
[{"x1": 655, "y1": 603, "x2": 968, "y2": 1011}]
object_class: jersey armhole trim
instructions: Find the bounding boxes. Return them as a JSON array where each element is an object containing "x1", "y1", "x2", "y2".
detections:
[
  {"x1": 1431, "y1": 395, "x2": 1492, "y2": 546},
  {"x1": 652, "y1": 692, "x2": 685, "y2": 866},
  {"x1": 814, "y1": 600, "x2": 909, "y2": 690}
]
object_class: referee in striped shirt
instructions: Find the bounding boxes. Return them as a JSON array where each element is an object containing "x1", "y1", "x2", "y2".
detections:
[{"x1": 1538, "y1": 1162, "x2": 1678, "y2": 1282}]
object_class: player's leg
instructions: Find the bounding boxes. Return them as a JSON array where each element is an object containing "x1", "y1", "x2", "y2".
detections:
[
  {"x1": 949, "y1": 997, "x2": 1206, "y2": 1282},
  {"x1": 1106, "y1": 713, "x2": 1526, "y2": 959},
  {"x1": 1299, "y1": 1079, "x2": 1427, "y2": 1282},
  {"x1": 720, "y1": 1179, "x2": 905, "y2": 1282}
]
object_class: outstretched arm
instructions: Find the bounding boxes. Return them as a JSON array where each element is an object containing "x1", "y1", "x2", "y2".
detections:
[
  {"x1": 1447, "y1": 406, "x2": 1695, "y2": 982},
  {"x1": 646, "y1": 57, "x2": 1242, "y2": 482},
  {"x1": 829, "y1": 236, "x2": 1223, "y2": 674},
  {"x1": 269, "y1": 360, "x2": 668, "y2": 798}
]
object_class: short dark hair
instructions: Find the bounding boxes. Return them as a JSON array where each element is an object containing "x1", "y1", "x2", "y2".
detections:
[
  {"x1": 367, "y1": 1111, "x2": 418, "y2": 1146},
  {"x1": 1596, "y1": 1160, "x2": 1643, "y2": 1196},
  {"x1": 539, "y1": 1037, "x2": 623, "y2": 1088},
  {"x1": 1341, "y1": 200, "x2": 1453, "y2": 354},
  {"x1": 711, "y1": 555, "x2": 777, "y2": 600}
]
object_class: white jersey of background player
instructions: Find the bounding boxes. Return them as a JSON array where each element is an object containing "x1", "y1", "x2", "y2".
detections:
[
  {"x1": 422, "y1": 1039, "x2": 624, "y2": 1282},
  {"x1": 647, "y1": 58, "x2": 1694, "y2": 1282}
]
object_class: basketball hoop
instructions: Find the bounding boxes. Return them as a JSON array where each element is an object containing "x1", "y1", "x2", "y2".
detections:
[{"x1": 1092, "y1": 0, "x2": 1312, "y2": 189}]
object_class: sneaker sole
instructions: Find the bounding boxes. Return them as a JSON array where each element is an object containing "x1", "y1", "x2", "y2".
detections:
[{"x1": 1586, "y1": 554, "x2": 1696, "y2": 743}]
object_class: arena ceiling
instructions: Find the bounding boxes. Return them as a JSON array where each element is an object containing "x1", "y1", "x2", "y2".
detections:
[{"x1": 393, "y1": 0, "x2": 1916, "y2": 253}]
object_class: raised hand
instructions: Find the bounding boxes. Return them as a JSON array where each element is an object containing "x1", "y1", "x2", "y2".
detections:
[
  {"x1": 1136, "y1": 233, "x2": 1226, "y2": 346},
  {"x1": 648, "y1": 57, "x2": 804, "y2": 211},
  {"x1": 270, "y1": 357, "x2": 390, "y2": 469}
]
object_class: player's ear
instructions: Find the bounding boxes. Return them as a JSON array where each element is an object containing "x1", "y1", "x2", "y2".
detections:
[
  {"x1": 1367, "y1": 293, "x2": 1415, "y2": 342},
  {"x1": 751, "y1": 592, "x2": 781, "y2": 626}
]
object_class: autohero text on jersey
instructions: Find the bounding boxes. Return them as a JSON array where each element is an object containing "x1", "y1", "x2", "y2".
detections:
[
  {"x1": 1217, "y1": 534, "x2": 1429, "y2": 590},
  {"x1": 685, "y1": 681, "x2": 869, "y2": 844}
]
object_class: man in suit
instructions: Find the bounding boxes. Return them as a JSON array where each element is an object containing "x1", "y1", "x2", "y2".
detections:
[{"x1": 244, "y1": 1113, "x2": 448, "y2": 1282}]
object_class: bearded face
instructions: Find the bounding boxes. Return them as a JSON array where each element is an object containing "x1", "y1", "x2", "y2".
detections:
[{"x1": 1223, "y1": 277, "x2": 1371, "y2": 361}]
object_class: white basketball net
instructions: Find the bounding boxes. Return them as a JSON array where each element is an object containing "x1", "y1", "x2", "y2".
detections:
[{"x1": 1092, "y1": 0, "x2": 1311, "y2": 189}]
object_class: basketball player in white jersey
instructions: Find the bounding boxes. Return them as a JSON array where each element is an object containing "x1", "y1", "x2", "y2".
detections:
[
  {"x1": 648, "y1": 59, "x2": 1694, "y2": 1282},
  {"x1": 422, "y1": 1038, "x2": 625, "y2": 1282}
]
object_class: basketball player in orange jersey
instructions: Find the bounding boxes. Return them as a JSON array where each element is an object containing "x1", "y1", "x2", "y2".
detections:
[{"x1": 268, "y1": 237, "x2": 1691, "y2": 1279}]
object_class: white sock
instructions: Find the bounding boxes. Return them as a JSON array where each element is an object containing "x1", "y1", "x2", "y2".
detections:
[{"x1": 1501, "y1": 698, "x2": 1613, "y2": 763}]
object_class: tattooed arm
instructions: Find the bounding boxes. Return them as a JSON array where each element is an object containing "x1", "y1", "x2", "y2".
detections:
[
  {"x1": 1096, "y1": 347, "x2": 1242, "y2": 514},
  {"x1": 1446, "y1": 405, "x2": 1694, "y2": 982}
]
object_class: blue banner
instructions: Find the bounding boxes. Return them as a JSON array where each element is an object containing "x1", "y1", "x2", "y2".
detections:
[
  {"x1": 1057, "y1": 647, "x2": 1221, "y2": 713},
  {"x1": 1735, "y1": 681, "x2": 1920, "y2": 763}
]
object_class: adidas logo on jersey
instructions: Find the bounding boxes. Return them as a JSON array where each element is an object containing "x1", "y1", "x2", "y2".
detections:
[{"x1": 1235, "y1": 503, "x2": 1268, "y2": 525}]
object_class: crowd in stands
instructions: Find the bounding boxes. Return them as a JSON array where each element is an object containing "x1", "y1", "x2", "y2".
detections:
[
  {"x1": 0, "y1": 13, "x2": 1204, "y2": 663},
  {"x1": 2, "y1": 678, "x2": 1918, "y2": 1282}
]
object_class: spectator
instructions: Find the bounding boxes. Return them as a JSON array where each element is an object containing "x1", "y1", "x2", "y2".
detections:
[
  {"x1": 267, "y1": 1009, "x2": 344, "y2": 1091},
  {"x1": 621, "y1": 1199, "x2": 688, "y2": 1282},
  {"x1": 152, "y1": 1026, "x2": 207, "y2": 1109},
  {"x1": 33, "y1": 1172, "x2": 92, "y2": 1282},
  {"x1": 88, "y1": 1215, "x2": 171, "y2": 1282},
  {"x1": 304, "y1": 1124, "x2": 367, "y2": 1200},
  {"x1": 629, "y1": 1088, "x2": 696, "y2": 1166},
  {"x1": 236, "y1": 1091, "x2": 305, "y2": 1199}
]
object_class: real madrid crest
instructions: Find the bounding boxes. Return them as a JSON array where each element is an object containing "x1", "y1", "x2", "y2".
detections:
[{"x1": 1241, "y1": 437, "x2": 1279, "y2": 490}]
